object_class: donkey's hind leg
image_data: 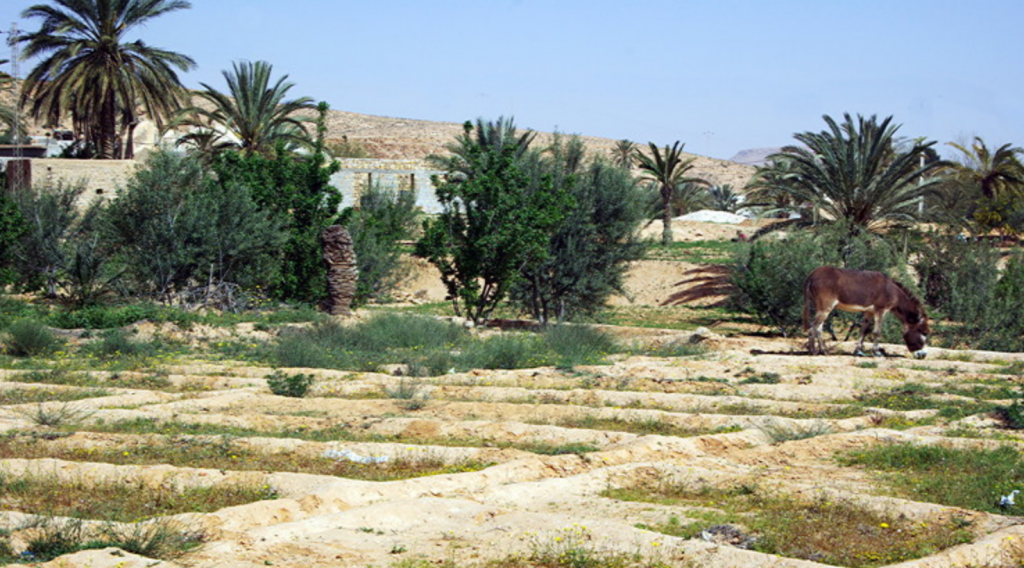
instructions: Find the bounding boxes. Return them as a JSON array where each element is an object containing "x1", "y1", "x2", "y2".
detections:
[
  {"x1": 854, "y1": 312, "x2": 874, "y2": 357},
  {"x1": 808, "y1": 310, "x2": 831, "y2": 355}
]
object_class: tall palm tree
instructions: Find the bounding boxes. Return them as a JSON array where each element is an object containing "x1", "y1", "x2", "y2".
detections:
[
  {"x1": 752, "y1": 114, "x2": 944, "y2": 234},
  {"x1": 172, "y1": 60, "x2": 314, "y2": 156},
  {"x1": 945, "y1": 137, "x2": 1024, "y2": 200},
  {"x1": 634, "y1": 141, "x2": 707, "y2": 244},
  {"x1": 19, "y1": 0, "x2": 196, "y2": 159}
]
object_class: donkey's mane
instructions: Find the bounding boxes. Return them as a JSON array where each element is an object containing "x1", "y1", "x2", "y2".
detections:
[{"x1": 892, "y1": 279, "x2": 924, "y2": 311}]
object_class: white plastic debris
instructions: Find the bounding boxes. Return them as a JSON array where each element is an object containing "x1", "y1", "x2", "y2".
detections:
[
  {"x1": 322, "y1": 449, "x2": 389, "y2": 464},
  {"x1": 999, "y1": 489, "x2": 1019, "y2": 508}
]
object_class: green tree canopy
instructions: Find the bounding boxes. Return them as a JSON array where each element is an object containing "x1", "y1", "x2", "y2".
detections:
[
  {"x1": 746, "y1": 114, "x2": 945, "y2": 235},
  {"x1": 513, "y1": 135, "x2": 647, "y2": 323},
  {"x1": 19, "y1": 0, "x2": 196, "y2": 158},
  {"x1": 417, "y1": 118, "x2": 569, "y2": 325}
]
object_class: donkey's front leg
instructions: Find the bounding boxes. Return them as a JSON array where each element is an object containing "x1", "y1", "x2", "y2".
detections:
[
  {"x1": 871, "y1": 311, "x2": 886, "y2": 356},
  {"x1": 854, "y1": 312, "x2": 874, "y2": 356}
]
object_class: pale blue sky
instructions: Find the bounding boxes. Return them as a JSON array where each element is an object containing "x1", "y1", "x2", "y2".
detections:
[{"x1": 1, "y1": 0, "x2": 1021, "y2": 160}]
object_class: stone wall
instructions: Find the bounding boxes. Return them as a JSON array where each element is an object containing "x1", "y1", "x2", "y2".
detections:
[
  {"x1": 332, "y1": 158, "x2": 445, "y2": 213},
  {"x1": 1, "y1": 157, "x2": 447, "y2": 212},
  {"x1": 0, "y1": 157, "x2": 138, "y2": 206}
]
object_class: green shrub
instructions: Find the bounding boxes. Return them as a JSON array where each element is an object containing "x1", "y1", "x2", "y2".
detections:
[
  {"x1": 211, "y1": 130, "x2": 341, "y2": 303},
  {"x1": 266, "y1": 371, "x2": 315, "y2": 397},
  {"x1": 458, "y1": 333, "x2": 550, "y2": 370},
  {"x1": 47, "y1": 303, "x2": 197, "y2": 329},
  {"x1": 543, "y1": 324, "x2": 617, "y2": 369},
  {"x1": 913, "y1": 238, "x2": 1024, "y2": 351},
  {"x1": 731, "y1": 225, "x2": 905, "y2": 337},
  {"x1": 416, "y1": 118, "x2": 570, "y2": 325},
  {"x1": 0, "y1": 189, "x2": 25, "y2": 286},
  {"x1": 511, "y1": 138, "x2": 647, "y2": 323},
  {"x1": 341, "y1": 183, "x2": 419, "y2": 306},
  {"x1": 3, "y1": 319, "x2": 61, "y2": 356},
  {"x1": 106, "y1": 150, "x2": 287, "y2": 304},
  {"x1": 272, "y1": 315, "x2": 466, "y2": 372},
  {"x1": 731, "y1": 235, "x2": 826, "y2": 337},
  {"x1": 82, "y1": 329, "x2": 164, "y2": 360}
]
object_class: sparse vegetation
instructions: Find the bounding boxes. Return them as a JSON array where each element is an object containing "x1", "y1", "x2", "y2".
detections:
[
  {"x1": 840, "y1": 443, "x2": 1024, "y2": 513},
  {"x1": 606, "y1": 481, "x2": 972, "y2": 567}
]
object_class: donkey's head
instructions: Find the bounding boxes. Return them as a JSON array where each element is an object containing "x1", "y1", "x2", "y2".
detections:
[{"x1": 902, "y1": 311, "x2": 930, "y2": 359}]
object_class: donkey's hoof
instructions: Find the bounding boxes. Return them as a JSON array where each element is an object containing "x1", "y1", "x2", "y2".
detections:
[{"x1": 853, "y1": 349, "x2": 866, "y2": 357}]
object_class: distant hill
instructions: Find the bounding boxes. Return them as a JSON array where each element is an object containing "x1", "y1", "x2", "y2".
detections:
[
  {"x1": 6, "y1": 81, "x2": 757, "y2": 189},
  {"x1": 729, "y1": 147, "x2": 783, "y2": 167},
  {"x1": 321, "y1": 109, "x2": 757, "y2": 189}
]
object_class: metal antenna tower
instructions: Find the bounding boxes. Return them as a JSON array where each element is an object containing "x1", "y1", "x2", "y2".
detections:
[{"x1": 8, "y1": 23, "x2": 20, "y2": 158}]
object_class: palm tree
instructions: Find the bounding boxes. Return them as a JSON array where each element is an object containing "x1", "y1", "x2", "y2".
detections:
[
  {"x1": 750, "y1": 114, "x2": 944, "y2": 234},
  {"x1": 945, "y1": 137, "x2": 1024, "y2": 200},
  {"x1": 634, "y1": 141, "x2": 707, "y2": 244},
  {"x1": 428, "y1": 116, "x2": 535, "y2": 178},
  {"x1": 708, "y1": 184, "x2": 741, "y2": 212},
  {"x1": 611, "y1": 139, "x2": 635, "y2": 170},
  {"x1": 19, "y1": 0, "x2": 196, "y2": 159},
  {"x1": 172, "y1": 60, "x2": 314, "y2": 156}
]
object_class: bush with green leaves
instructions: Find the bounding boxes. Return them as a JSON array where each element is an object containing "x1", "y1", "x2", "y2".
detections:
[
  {"x1": 47, "y1": 303, "x2": 198, "y2": 330},
  {"x1": 2, "y1": 319, "x2": 61, "y2": 356},
  {"x1": 83, "y1": 329, "x2": 165, "y2": 360},
  {"x1": 543, "y1": 324, "x2": 618, "y2": 369},
  {"x1": 0, "y1": 189, "x2": 25, "y2": 286},
  {"x1": 914, "y1": 239, "x2": 1024, "y2": 351},
  {"x1": 340, "y1": 183, "x2": 419, "y2": 306},
  {"x1": 731, "y1": 225, "x2": 905, "y2": 336},
  {"x1": 9, "y1": 179, "x2": 86, "y2": 297},
  {"x1": 5, "y1": 180, "x2": 115, "y2": 304},
  {"x1": 211, "y1": 129, "x2": 342, "y2": 303},
  {"x1": 512, "y1": 136, "x2": 647, "y2": 322},
  {"x1": 417, "y1": 118, "x2": 570, "y2": 325},
  {"x1": 266, "y1": 371, "x2": 315, "y2": 397},
  {"x1": 106, "y1": 149, "x2": 287, "y2": 305}
]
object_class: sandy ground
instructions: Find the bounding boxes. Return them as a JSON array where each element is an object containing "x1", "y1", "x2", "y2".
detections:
[{"x1": 2, "y1": 221, "x2": 1024, "y2": 568}]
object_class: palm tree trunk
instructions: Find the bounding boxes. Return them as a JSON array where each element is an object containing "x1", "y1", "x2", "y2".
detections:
[
  {"x1": 99, "y1": 96, "x2": 118, "y2": 159},
  {"x1": 661, "y1": 184, "x2": 674, "y2": 245}
]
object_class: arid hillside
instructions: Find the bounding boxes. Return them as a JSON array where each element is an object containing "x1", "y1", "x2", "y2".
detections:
[{"x1": 318, "y1": 108, "x2": 757, "y2": 188}]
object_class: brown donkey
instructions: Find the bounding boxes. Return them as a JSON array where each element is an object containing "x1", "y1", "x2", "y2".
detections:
[{"x1": 803, "y1": 266, "x2": 930, "y2": 358}]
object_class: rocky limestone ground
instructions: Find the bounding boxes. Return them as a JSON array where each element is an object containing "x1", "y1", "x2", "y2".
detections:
[{"x1": 2, "y1": 223, "x2": 1024, "y2": 568}]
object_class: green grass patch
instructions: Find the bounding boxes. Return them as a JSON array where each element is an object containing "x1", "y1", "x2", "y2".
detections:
[
  {"x1": 261, "y1": 314, "x2": 643, "y2": 374},
  {"x1": 0, "y1": 387, "x2": 110, "y2": 405},
  {"x1": 14, "y1": 368, "x2": 175, "y2": 391},
  {"x1": 0, "y1": 433, "x2": 492, "y2": 481},
  {"x1": 644, "y1": 240, "x2": 743, "y2": 264},
  {"x1": 852, "y1": 383, "x2": 998, "y2": 421},
  {"x1": 51, "y1": 417, "x2": 590, "y2": 457},
  {"x1": 0, "y1": 469, "x2": 275, "y2": 520},
  {"x1": 543, "y1": 415, "x2": 737, "y2": 438},
  {"x1": 605, "y1": 482, "x2": 972, "y2": 567},
  {"x1": 839, "y1": 443, "x2": 1024, "y2": 514}
]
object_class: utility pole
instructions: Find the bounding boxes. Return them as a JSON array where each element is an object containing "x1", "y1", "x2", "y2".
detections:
[{"x1": 2, "y1": 22, "x2": 25, "y2": 191}]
